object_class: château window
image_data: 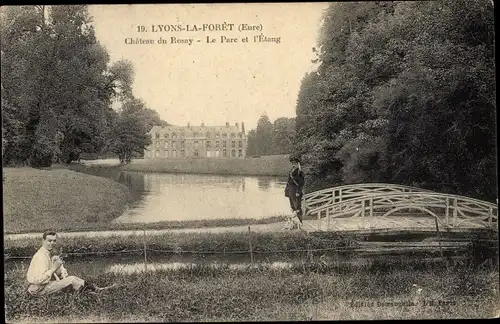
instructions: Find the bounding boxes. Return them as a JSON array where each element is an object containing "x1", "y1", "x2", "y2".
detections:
[
  {"x1": 194, "y1": 150, "x2": 199, "y2": 157},
  {"x1": 206, "y1": 132, "x2": 211, "y2": 138},
  {"x1": 181, "y1": 150, "x2": 185, "y2": 157},
  {"x1": 231, "y1": 141, "x2": 236, "y2": 148},
  {"x1": 155, "y1": 133, "x2": 160, "y2": 139},
  {"x1": 215, "y1": 141, "x2": 220, "y2": 148},
  {"x1": 194, "y1": 132, "x2": 199, "y2": 137},
  {"x1": 222, "y1": 133, "x2": 227, "y2": 138},
  {"x1": 238, "y1": 149, "x2": 243, "y2": 157},
  {"x1": 164, "y1": 142, "x2": 168, "y2": 149},
  {"x1": 180, "y1": 140, "x2": 185, "y2": 148},
  {"x1": 172, "y1": 132, "x2": 177, "y2": 139},
  {"x1": 206, "y1": 141, "x2": 211, "y2": 148},
  {"x1": 231, "y1": 149, "x2": 236, "y2": 157},
  {"x1": 223, "y1": 149, "x2": 227, "y2": 157},
  {"x1": 223, "y1": 141, "x2": 227, "y2": 148},
  {"x1": 238, "y1": 141, "x2": 242, "y2": 147},
  {"x1": 230, "y1": 133, "x2": 235, "y2": 138},
  {"x1": 164, "y1": 133, "x2": 169, "y2": 138},
  {"x1": 215, "y1": 133, "x2": 220, "y2": 138},
  {"x1": 238, "y1": 133, "x2": 243, "y2": 138}
]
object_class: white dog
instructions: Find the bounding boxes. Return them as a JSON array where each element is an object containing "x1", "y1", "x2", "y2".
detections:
[{"x1": 284, "y1": 210, "x2": 303, "y2": 230}]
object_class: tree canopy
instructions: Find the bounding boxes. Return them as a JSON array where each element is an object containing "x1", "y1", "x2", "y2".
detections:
[
  {"x1": 246, "y1": 114, "x2": 296, "y2": 156},
  {"x1": 1, "y1": 5, "x2": 168, "y2": 166},
  {"x1": 295, "y1": 0, "x2": 496, "y2": 201}
]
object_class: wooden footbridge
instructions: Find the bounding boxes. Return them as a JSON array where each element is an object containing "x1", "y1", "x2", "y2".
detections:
[{"x1": 302, "y1": 183, "x2": 498, "y2": 232}]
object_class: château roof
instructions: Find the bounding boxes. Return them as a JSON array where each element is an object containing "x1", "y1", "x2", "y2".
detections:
[{"x1": 149, "y1": 123, "x2": 245, "y2": 135}]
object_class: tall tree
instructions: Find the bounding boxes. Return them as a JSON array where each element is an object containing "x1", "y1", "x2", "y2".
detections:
[
  {"x1": 271, "y1": 117, "x2": 296, "y2": 155},
  {"x1": 1, "y1": 5, "x2": 150, "y2": 166},
  {"x1": 245, "y1": 129, "x2": 258, "y2": 156},
  {"x1": 295, "y1": 0, "x2": 496, "y2": 201},
  {"x1": 108, "y1": 98, "x2": 153, "y2": 163},
  {"x1": 254, "y1": 114, "x2": 274, "y2": 155}
]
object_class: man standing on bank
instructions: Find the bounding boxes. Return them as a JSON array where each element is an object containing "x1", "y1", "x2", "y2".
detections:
[
  {"x1": 285, "y1": 155, "x2": 305, "y2": 230},
  {"x1": 26, "y1": 230, "x2": 111, "y2": 296}
]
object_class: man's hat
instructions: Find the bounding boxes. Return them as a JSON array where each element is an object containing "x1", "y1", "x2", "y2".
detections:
[{"x1": 289, "y1": 155, "x2": 301, "y2": 163}]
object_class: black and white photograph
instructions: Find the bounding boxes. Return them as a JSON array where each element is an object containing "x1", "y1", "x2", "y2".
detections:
[{"x1": 2, "y1": 1, "x2": 498, "y2": 322}]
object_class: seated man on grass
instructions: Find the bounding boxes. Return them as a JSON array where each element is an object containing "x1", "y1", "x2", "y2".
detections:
[{"x1": 26, "y1": 230, "x2": 113, "y2": 296}]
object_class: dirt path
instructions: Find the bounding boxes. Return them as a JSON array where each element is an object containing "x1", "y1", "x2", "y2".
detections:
[
  {"x1": 5, "y1": 220, "x2": 302, "y2": 240},
  {"x1": 5, "y1": 216, "x2": 483, "y2": 241}
]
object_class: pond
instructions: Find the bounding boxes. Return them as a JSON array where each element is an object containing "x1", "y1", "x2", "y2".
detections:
[{"x1": 69, "y1": 164, "x2": 291, "y2": 223}]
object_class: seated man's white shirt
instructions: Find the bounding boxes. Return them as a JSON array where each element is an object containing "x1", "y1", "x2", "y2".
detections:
[{"x1": 26, "y1": 246, "x2": 68, "y2": 294}]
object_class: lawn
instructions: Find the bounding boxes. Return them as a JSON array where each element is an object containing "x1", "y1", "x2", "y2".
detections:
[
  {"x1": 5, "y1": 257, "x2": 499, "y2": 322},
  {"x1": 3, "y1": 168, "x2": 134, "y2": 233}
]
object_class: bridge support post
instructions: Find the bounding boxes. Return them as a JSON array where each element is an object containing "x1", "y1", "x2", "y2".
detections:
[
  {"x1": 489, "y1": 206, "x2": 493, "y2": 226},
  {"x1": 361, "y1": 200, "x2": 365, "y2": 228},
  {"x1": 317, "y1": 212, "x2": 321, "y2": 231},
  {"x1": 445, "y1": 198, "x2": 449, "y2": 227},
  {"x1": 452, "y1": 199, "x2": 458, "y2": 227},
  {"x1": 326, "y1": 208, "x2": 330, "y2": 230},
  {"x1": 434, "y1": 218, "x2": 449, "y2": 271},
  {"x1": 369, "y1": 198, "x2": 373, "y2": 218}
]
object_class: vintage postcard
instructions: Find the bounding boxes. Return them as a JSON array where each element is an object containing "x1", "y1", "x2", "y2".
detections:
[{"x1": 2, "y1": 2, "x2": 498, "y2": 322}]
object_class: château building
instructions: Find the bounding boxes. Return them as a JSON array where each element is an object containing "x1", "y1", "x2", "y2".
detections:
[{"x1": 144, "y1": 122, "x2": 247, "y2": 159}]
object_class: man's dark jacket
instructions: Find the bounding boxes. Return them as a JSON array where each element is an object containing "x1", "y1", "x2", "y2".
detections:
[{"x1": 285, "y1": 167, "x2": 305, "y2": 198}]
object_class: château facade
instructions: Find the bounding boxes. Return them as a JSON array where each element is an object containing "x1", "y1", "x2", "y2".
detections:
[{"x1": 144, "y1": 122, "x2": 247, "y2": 159}]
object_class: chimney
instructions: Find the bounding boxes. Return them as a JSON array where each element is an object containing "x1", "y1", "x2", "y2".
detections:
[
  {"x1": 241, "y1": 122, "x2": 245, "y2": 134},
  {"x1": 225, "y1": 122, "x2": 229, "y2": 127},
  {"x1": 235, "y1": 122, "x2": 239, "y2": 130},
  {"x1": 187, "y1": 122, "x2": 190, "y2": 128},
  {"x1": 201, "y1": 122, "x2": 205, "y2": 127}
]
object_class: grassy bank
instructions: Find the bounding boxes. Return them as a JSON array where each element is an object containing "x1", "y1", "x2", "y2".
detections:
[
  {"x1": 5, "y1": 258, "x2": 499, "y2": 322},
  {"x1": 118, "y1": 155, "x2": 291, "y2": 176},
  {"x1": 4, "y1": 231, "x2": 359, "y2": 258},
  {"x1": 6, "y1": 230, "x2": 497, "y2": 264},
  {"x1": 3, "y1": 168, "x2": 134, "y2": 234}
]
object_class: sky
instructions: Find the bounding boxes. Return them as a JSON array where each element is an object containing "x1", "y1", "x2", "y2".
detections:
[{"x1": 88, "y1": 3, "x2": 329, "y2": 131}]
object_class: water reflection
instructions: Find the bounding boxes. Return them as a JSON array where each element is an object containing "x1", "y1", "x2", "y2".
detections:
[
  {"x1": 117, "y1": 174, "x2": 289, "y2": 223},
  {"x1": 257, "y1": 178, "x2": 271, "y2": 191},
  {"x1": 69, "y1": 165, "x2": 290, "y2": 223},
  {"x1": 106, "y1": 261, "x2": 295, "y2": 275}
]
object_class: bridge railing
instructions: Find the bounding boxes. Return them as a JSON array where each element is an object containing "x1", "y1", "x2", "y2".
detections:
[
  {"x1": 303, "y1": 183, "x2": 433, "y2": 214},
  {"x1": 302, "y1": 184, "x2": 498, "y2": 231}
]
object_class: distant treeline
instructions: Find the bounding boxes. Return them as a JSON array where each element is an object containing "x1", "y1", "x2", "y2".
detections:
[
  {"x1": 293, "y1": 0, "x2": 496, "y2": 201},
  {"x1": 1, "y1": 5, "x2": 168, "y2": 167},
  {"x1": 121, "y1": 154, "x2": 291, "y2": 177},
  {"x1": 245, "y1": 114, "x2": 295, "y2": 157}
]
